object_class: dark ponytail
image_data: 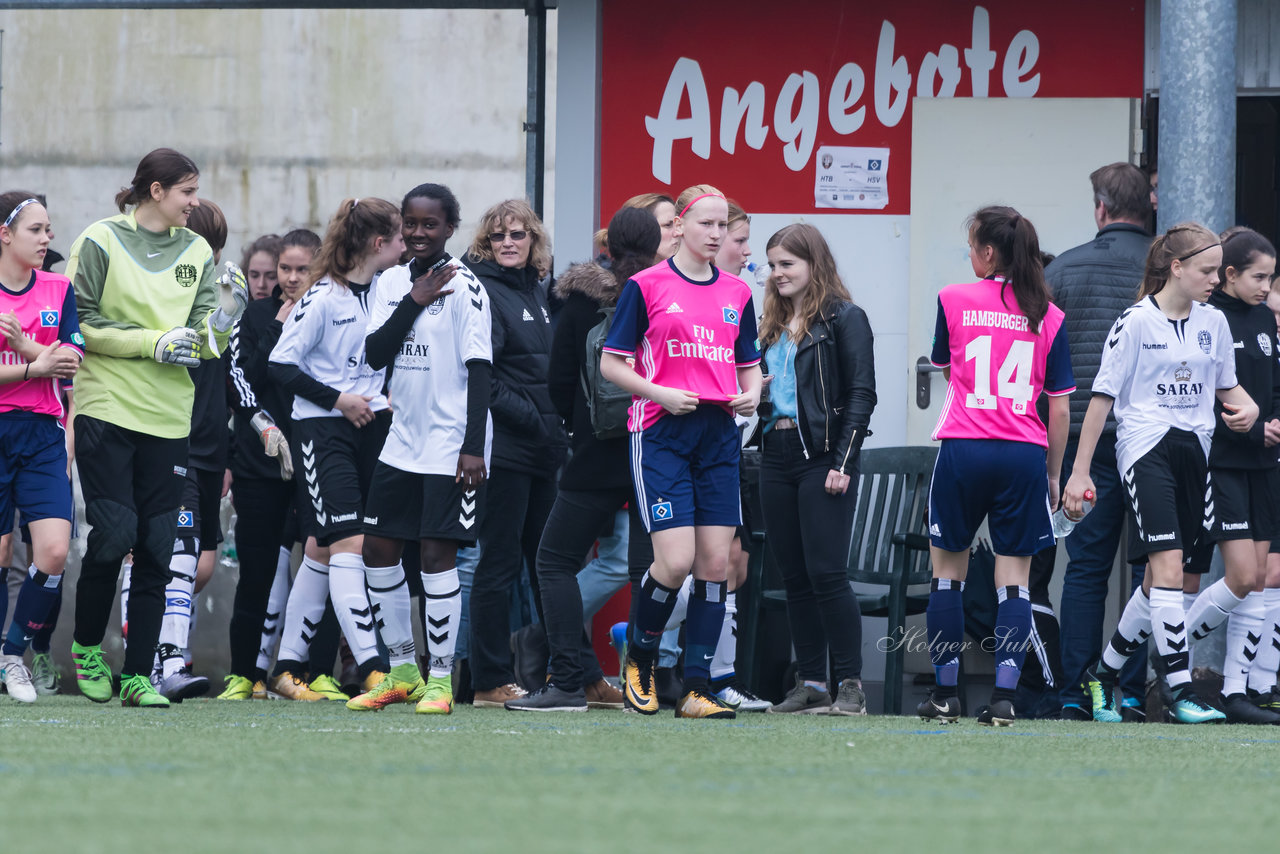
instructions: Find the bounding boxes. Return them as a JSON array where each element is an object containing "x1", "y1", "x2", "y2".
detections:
[
  {"x1": 967, "y1": 205, "x2": 1049, "y2": 330},
  {"x1": 115, "y1": 148, "x2": 199, "y2": 212},
  {"x1": 606, "y1": 206, "x2": 661, "y2": 288}
]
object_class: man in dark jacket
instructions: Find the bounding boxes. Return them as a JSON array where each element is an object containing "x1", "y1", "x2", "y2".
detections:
[{"x1": 1028, "y1": 163, "x2": 1153, "y2": 721}]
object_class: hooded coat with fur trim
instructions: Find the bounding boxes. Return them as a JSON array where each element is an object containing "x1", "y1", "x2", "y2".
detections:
[{"x1": 549, "y1": 262, "x2": 632, "y2": 491}]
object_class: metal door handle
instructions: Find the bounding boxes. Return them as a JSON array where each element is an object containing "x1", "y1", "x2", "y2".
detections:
[{"x1": 915, "y1": 356, "x2": 943, "y2": 409}]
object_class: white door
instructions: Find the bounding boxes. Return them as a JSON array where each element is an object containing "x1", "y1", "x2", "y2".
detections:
[{"x1": 905, "y1": 97, "x2": 1139, "y2": 444}]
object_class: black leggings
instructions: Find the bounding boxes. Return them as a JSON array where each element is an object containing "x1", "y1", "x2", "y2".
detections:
[
  {"x1": 228, "y1": 476, "x2": 294, "y2": 678},
  {"x1": 535, "y1": 487, "x2": 648, "y2": 691},
  {"x1": 759, "y1": 427, "x2": 862, "y2": 682},
  {"x1": 73, "y1": 415, "x2": 187, "y2": 676}
]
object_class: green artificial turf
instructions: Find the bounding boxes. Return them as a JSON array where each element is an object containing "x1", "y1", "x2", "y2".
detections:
[{"x1": 1, "y1": 696, "x2": 1277, "y2": 852}]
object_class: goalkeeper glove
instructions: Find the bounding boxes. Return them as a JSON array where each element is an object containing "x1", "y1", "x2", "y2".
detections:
[
  {"x1": 150, "y1": 327, "x2": 201, "y2": 368},
  {"x1": 250, "y1": 409, "x2": 293, "y2": 480},
  {"x1": 211, "y1": 262, "x2": 249, "y2": 332}
]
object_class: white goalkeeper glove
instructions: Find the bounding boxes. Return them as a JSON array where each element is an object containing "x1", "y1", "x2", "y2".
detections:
[
  {"x1": 150, "y1": 327, "x2": 201, "y2": 368},
  {"x1": 211, "y1": 262, "x2": 249, "y2": 333},
  {"x1": 250, "y1": 410, "x2": 293, "y2": 480}
]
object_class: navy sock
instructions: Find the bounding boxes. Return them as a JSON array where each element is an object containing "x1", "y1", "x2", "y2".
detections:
[
  {"x1": 992, "y1": 585, "x2": 1032, "y2": 692},
  {"x1": 630, "y1": 571, "x2": 681, "y2": 662},
  {"x1": 927, "y1": 578, "x2": 965, "y2": 692},
  {"x1": 30, "y1": 584, "x2": 61, "y2": 653},
  {"x1": 3, "y1": 566, "x2": 63, "y2": 656},
  {"x1": 683, "y1": 579, "x2": 726, "y2": 686},
  {"x1": 0, "y1": 567, "x2": 8, "y2": 633}
]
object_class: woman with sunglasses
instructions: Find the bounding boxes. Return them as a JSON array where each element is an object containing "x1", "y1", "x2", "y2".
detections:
[{"x1": 463, "y1": 200, "x2": 566, "y2": 707}]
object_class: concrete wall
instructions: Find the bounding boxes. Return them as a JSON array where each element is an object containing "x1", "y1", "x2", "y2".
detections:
[{"x1": 0, "y1": 7, "x2": 557, "y2": 686}]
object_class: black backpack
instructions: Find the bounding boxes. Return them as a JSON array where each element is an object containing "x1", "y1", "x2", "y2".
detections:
[{"x1": 580, "y1": 306, "x2": 632, "y2": 439}]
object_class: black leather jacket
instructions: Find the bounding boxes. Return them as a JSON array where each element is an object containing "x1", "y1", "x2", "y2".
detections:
[{"x1": 758, "y1": 300, "x2": 877, "y2": 474}]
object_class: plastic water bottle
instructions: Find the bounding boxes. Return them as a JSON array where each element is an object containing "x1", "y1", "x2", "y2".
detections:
[
  {"x1": 610, "y1": 622, "x2": 628, "y2": 676},
  {"x1": 745, "y1": 261, "x2": 770, "y2": 286},
  {"x1": 1051, "y1": 489, "x2": 1094, "y2": 539}
]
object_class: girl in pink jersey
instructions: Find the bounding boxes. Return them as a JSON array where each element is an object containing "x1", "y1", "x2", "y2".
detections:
[
  {"x1": 0, "y1": 191, "x2": 83, "y2": 703},
  {"x1": 920, "y1": 206, "x2": 1074, "y2": 727},
  {"x1": 601, "y1": 183, "x2": 763, "y2": 719}
]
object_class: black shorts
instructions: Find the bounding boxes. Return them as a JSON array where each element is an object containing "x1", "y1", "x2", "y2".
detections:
[
  {"x1": 293, "y1": 411, "x2": 391, "y2": 547},
  {"x1": 362, "y1": 462, "x2": 484, "y2": 546},
  {"x1": 1206, "y1": 466, "x2": 1280, "y2": 543},
  {"x1": 178, "y1": 466, "x2": 223, "y2": 550},
  {"x1": 1123, "y1": 429, "x2": 1210, "y2": 564}
]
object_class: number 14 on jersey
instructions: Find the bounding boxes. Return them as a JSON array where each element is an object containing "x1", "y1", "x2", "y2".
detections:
[{"x1": 964, "y1": 335, "x2": 1034, "y2": 414}]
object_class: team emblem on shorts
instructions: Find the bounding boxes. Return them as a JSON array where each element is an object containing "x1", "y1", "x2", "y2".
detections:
[
  {"x1": 651, "y1": 500, "x2": 673, "y2": 522},
  {"x1": 1259, "y1": 333, "x2": 1273, "y2": 356},
  {"x1": 39, "y1": 309, "x2": 58, "y2": 327},
  {"x1": 177, "y1": 510, "x2": 194, "y2": 528},
  {"x1": 722, "y1": 306, "x2": 740, "y2": 326},
  {"x1": 1197, "y1": 329, "x2": 1212, "y2": 353},
  {"x1": 175, "y1": 263, "x2": 198, "y2": 288}
]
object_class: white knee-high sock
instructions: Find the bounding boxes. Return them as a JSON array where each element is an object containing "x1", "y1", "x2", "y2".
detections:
[
  {"x1": 1150, "y1": 586, "x2": 1191, "y2": 688},
  {"x1": 663, "y1": 575, "x2": 693, "y2": 632},
  {"x1": 120, "y1": 562, "x2": 132, "y2": 643},
  {"x1": 1223, "y1": 591, "x2": 1265, "y2": 697},
  {"x1": 257, "y1": 546, "x2": 294, "y2": 672},
  {"x1": 1187, "y1": 578, "x2": 1244, "y2": 642},
  {"x1": 276, "y1": 555, "x2": 330, "y2": 667},
  {"x1": 422, "y1": 568, "x2": 461, "y2": 678},
  {"x1": 329, "y1": 552, "x2": 380, "y2": 667},
  {"x1": 1101, "y1": 586, "x2": 1152, "y2": 672},
  {"x1": 159, "y1": 545, "x2": 198, "y2": 678},
  {"x1": 1248, "y1": 588, "x2": 1280, "y2": 694},
  {"x1": 366, "y1": 562, "x2": 414, "y2": 667},
  {"x1": 709, "y1": 591, "x2": 737, "y2": 681}
]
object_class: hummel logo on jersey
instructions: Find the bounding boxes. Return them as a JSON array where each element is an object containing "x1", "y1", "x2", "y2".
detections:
[
  {"x1": 39, "y1": 310, "x2": 58, "y2": 327},
  {"x1": 332, "y1": 316, "x2": 357, "y2": 327},
  {"x1": 522, "y1": 309, "x2": 534, "y2": 322},
  {"x1": 363, "y1": 516, "x2": 378, "y2": 526},
  {"x1": 666, "y1": 303, "x2": 683, "y2": 314},
  {"x1": 330, "y1": 512, "x2": 358, "y2": 523}
]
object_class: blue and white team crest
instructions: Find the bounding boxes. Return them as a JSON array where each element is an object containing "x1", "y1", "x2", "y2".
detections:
[
  {"x1": 722, "y1": 305, "x2": 740, "y2": 326},
  {"x1": 177, "y1": 509, "x2": 194, "y2": 529},
  {"x1": 1198, "y1": 329, "x2": 1212, "y2": 353},
  {"x1": 39, "y1": 309, "x2": 58, "y2": 327},
  {"x1": 651, "y1": 500, "x2": 673, "y2": 523}
]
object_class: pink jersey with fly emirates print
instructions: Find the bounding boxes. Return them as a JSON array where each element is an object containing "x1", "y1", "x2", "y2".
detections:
[
  {"x1": 603, "y1": 258, "x2": 761, "y2": 431},
  {"x1": 929, "y1": 277, "x2": 1074, "y2": 447},
  {"x1": 0, "y1": 269, "x2": 83, "y2": 420}
]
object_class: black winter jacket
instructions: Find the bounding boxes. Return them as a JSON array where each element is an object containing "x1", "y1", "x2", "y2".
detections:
[
  {"x1": 548, "y1": 262, "x2": 631, "y2": 492},
  {"x1": 227, "y1": 289, "x2": 294, "y2": 482},
  {"x1": 1045, "y1": 222, "x2": 1151, "y2": 437},
  {"x1": 467, "y1": 255, "x2": 567, "y2": 477},
  {"x1": 1207, "y1": 289, "x2": 1280, "y2": 469},
  {"x1": 758, "y1": 300, "x2": 876, "y2": 474}
]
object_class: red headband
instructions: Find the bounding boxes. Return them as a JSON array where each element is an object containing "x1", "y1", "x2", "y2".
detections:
[{"x1": 678, "y1": 192, "x2": 724, "y2": 218}]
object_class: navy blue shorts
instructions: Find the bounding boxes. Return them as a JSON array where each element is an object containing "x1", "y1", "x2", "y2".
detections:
[
  {"x1": 0, "y1": 413, "x2": 72, "y2": 525},
  {"x1": 631, "y1": 405, "x2": 742, "y2": 533},
  {"x1": 928, "y1": 438, "x2": 1053, "y2": 556}
]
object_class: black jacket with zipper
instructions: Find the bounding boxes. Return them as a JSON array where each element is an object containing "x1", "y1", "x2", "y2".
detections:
[
  {"x1": 1207, "y1": 288, "x2": 1280, "y2": 469},
  {"x1": 758, "y1": 300, "x2": 877, "y2": 473},
  {"x1": 466, "y1": 254, "x2": 567, "y2": 477}
]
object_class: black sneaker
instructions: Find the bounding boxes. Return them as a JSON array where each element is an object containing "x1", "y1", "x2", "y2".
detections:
[
  {"x1": 916, "y1": 691, "x2": 961, "y2": 723},
  {"x1": 504, "y1": 683, "x2": 588, "y2": 712},
  {"x1": 1222, "y1": 692, "x2": 1280, "y2": 725},
  {"x1": 1250, "y1": 686, "x2": 1280, "y2": 712},
  {"x1": 976, "y1": 698, "x2": 1015, "y2": 727},
  {"x1": 1060, "y1": 703, "x2": 1092, "y2": 721},
  {"x1": 1120, "y1": 699, "x2": 1147, "y2": 723}
]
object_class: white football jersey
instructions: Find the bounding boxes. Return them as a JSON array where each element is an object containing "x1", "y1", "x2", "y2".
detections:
[
  {"x1": 270, "y1": 277, "x2": 390, "y2": 421},
  {"x1": 1093, "y1": 295, "x2": 1237, "y2": 474},
  {"x1": 368, "y1": 259, "x2": 493, "y2": 475}
]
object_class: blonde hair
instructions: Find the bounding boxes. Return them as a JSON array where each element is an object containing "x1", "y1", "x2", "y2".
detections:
[
  {"x1": 674, "y1": 184, "x2": 726, "y2": 219},
  {"x1": 759, "y1": 223, "x2": 851, "y2": 347},
  {"x1": 310, "y1": 197, "x2": 400, "y2": 288},
  {"x1": 1139, "y1": 222, "x2": 1219, "y2": 299},
  {"x1": 466, "y1": 198, "x2": 550, "y2": 274},
  {"x1": 725, "y1": 198, "x2": 749, "y2": 230}
]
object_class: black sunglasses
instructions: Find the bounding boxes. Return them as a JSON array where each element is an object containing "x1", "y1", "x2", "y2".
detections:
[{"x1": 488, "y1": 230, "x2": 528, "y2": 243}]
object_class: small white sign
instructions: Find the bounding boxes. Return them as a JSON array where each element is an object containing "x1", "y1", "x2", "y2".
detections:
[{"x1": 814, "y1": 146, "x2": 890, "y2": 210}]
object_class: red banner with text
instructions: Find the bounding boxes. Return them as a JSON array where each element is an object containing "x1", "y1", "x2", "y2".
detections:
[{"x1": 600, "y1": 1, "x2": 1144, "y2": 217}]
